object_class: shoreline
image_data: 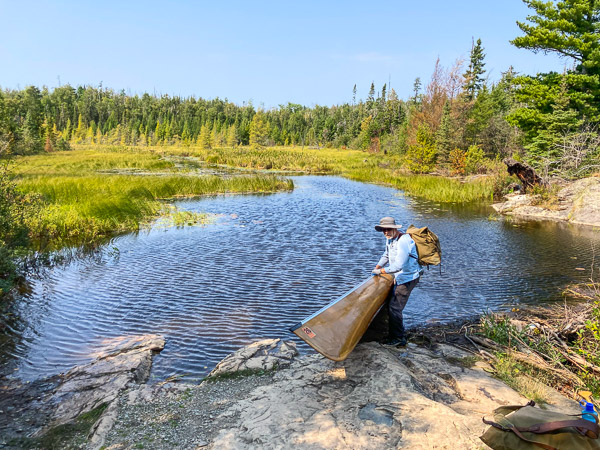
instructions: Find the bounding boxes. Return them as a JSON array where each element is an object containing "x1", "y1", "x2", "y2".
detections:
[{"x1": 1, "y1": 296, "x2": 597, "y2": 449}]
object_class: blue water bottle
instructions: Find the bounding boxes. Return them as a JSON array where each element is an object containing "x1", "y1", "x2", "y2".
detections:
[{"x1": 581, "y1": 402, "x2": 599, "y2": 423}]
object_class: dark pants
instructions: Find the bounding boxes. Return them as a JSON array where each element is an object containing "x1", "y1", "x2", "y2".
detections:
[{"x1": 388, "y1": 277, "x2": 419, "y2": 338}]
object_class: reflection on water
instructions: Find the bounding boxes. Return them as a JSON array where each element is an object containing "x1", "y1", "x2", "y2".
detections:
[{"x1": 2, "y1": 176, "x2": 599, "y2": 382}]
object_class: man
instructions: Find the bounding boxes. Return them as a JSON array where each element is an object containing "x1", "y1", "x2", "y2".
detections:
[{"x1": 372, "y1": 217, "x2": 422, "y2": 346}]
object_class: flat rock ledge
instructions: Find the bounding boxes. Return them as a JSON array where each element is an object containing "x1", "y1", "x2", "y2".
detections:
[
  {"x1": 492, "y1": 177, "x2": 600, "y2": 227},
  {"x1": 99, "y1": 340, "x2": 575, "y2": 450},
  {"x1": 0, "y1": 334, "x2": 165, "y2": 449}
]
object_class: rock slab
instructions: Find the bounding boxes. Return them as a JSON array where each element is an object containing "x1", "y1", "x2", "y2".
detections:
[
  {"x1": 0, "y1": 334, "x2": 164, "y2": 448},
  {"x1": 209, "y1": 338, "x2": 298, "y2": 377},
  {"x1": 211, "y1": 342, "x2": 528, "y2": 449},
  {"x1": 493, "y1": 177, "x2": 600, "y2": 227}
]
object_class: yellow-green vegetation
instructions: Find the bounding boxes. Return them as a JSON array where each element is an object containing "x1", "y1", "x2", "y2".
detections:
[
  {"x1": 346, "y1": 166, "x2": 497, "y2": 203},
  {"x1": 10, "y1": 143, "x2": 505, "y2": 253},
  {"x1": 492, "y1": 353, "x2": 552, "y2": 405},
  {"x1": 13, "y1": 148, "x2": 293, "y2": 249},
  {"x1": 130, "y1": 144, "x2": 500, "y2": 203},
  {"x1": 530, "y1": 184, "x2": 560, "y2": 210},
  {"x1": 144, "y1": 144, "x2": 372, "y2": 173}
]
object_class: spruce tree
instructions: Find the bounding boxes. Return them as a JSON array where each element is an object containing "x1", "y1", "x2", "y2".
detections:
[
  {"x1": 435, "y1": 101, "x2": 454, "y2": 162},
  {"x1": 463, "y1": 38, "x2": 486, "y2": 101}
]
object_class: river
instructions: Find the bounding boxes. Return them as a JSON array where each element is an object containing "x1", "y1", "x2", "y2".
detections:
[{"x1": 2, "y1": 175, "x2": 598, "y2": 382}]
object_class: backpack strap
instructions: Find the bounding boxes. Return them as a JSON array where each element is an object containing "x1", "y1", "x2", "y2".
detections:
[
  {"x1": 518, "y1": 418, "x2": 599, "y2": 438},
  {"x1": 482, "y1": 416, "x2": 557, "y2": 450}
]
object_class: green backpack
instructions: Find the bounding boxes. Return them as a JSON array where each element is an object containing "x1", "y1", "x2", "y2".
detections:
[
  {"x1": 406, "y1": 225, "x2": 442, "y2": 267},
  {"x1": 480, "y1": 401, "x2": 600, "y2": 450}
]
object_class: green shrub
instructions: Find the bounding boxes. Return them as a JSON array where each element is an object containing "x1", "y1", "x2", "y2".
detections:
[{"x1": 465, "y1": 145, "x2": 485, "y2": 174}]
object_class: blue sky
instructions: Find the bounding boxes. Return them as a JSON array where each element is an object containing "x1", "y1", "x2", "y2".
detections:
[{"x1": 0, "y1": 0, "x2": 568, "y2": 108}]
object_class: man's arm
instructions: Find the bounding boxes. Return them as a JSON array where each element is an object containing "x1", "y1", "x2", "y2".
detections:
[{"x1": 375, "y1": 246, "x2": 389, "y2": 270}]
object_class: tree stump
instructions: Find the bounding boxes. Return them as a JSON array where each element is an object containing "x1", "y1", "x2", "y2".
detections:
[{"x1": 503, "y1": 158, "x2": 545, "y2": 192}]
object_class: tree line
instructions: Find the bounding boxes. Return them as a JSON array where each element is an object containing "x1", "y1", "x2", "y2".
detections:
[{"x1": 1, "y1": 1, "x2": 599, "y2": 178}]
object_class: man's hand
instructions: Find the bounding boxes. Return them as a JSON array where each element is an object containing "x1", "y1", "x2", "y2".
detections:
[{"x1": 372, "y1": 268, "x2": 382, "y2": 275}]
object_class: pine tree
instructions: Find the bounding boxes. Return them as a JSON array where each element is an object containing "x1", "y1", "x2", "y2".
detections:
[
  {"x1": 181, "y1": 121, "x2": 191, "y2": 145},
  {"x1": 435, "y1": 101, "x2": 454, "y2": 162},
  {"x1": 85, "y1": 126, "x2": 93, "y2": 144},
  {"x1": 73, "y1": 114, "x2": 85, "y2": 143},
  {"x1": 412, "y1": 78, "x2": 422, "y2": 104},
  {"x1": 154, "y1": 122, "x2": 161, "y2": 145},
  {"x1": 210, "y1": 125, "x2": 218, "y2": 148},
  {"x1": 508, "y1": 0, "x2": 600, "y2": 167},
  {"x1": 61, "y1": 118, "x2": 72, "y2": 142},
  {"x1": 95, "y1": 127, "x2": 103, "y2": 145},
  {"x1": 367, "y1": 82, "x2": 376, "y2": 112},
  {"x1": 512, "y1": 0, "x2": 600, "y2": 76},
  {"x1": 43, "y1": 119, "x2": 54, "y2": 152}
]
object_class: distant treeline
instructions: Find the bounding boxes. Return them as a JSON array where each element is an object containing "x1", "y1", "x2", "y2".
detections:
[
  {"x1": 0, "y1": 56, "x2": 516, "y2": 165},
  {"x1": 1, "y1": 0, "x2": 599, "y2": 177}
]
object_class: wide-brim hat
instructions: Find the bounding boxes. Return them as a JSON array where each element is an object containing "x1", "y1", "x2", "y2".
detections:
[{"x1": 374, "y1": 217, "x2": 402, "y2": 231}]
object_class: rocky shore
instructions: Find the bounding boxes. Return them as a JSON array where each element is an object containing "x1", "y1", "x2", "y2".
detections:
[
  {"x1": 1, "y1": 334, "x2": 579, "y2": 450},
  {"x1": 492, "y1": 177, "x2": 600, "y2": 227}
]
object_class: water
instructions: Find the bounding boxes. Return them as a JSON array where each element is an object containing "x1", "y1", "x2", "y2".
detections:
[{"x1": 2, "y1": 176, "x2": 599, "y2": 382}]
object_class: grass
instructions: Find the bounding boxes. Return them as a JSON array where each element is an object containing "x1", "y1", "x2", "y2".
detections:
[
  {"x1": 13, "y1": 148, "x2": 293, "y2": 249},
  {"x1": 492, "y1": 353, "x2": 551, "y2": 405},
  {"x1": 347, "y1": 166, "x2": 496, "y2": 203}
]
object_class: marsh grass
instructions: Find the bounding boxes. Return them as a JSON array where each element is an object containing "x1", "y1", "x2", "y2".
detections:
[
  {"x1": 150, "y1": 144, "x2": 373, "y2": 173},
  {"x1": 14, "y1": 148, "x2": 174, "y2": 177},
  {"x1": 15, "y1": 144, "x2": 497, "y2": 249},
  {"x1": 106, "y1": 144, "x2": 497, "y2": 203},
  {"x1": 347, "y1": 167, "x2": 496, "y2": 203},
  {"x1": 14, "y1": 149, "x2": 293, "y2": 249}
]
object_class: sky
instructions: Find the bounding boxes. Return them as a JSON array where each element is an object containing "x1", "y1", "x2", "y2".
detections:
[{"x1": 0, "y1": 0, "x2": 569, "y2": 108}]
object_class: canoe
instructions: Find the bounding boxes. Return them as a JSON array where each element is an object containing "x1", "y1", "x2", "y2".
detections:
[{"x1": 289, "y1": 273, "x2": 394, "y2": 361}]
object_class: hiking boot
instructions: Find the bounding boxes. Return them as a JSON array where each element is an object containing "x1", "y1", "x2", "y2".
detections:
[{"x1": 382, "y1": 336, "x2": 407, "y2": 347}]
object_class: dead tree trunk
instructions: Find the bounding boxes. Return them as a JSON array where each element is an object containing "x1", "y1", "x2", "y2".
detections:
[{"x1": 503, "y1": 158, "x2": 545, "y2": 192}]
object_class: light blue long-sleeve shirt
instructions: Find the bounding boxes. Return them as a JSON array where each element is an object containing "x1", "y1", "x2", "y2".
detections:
[{"x1": 377, "y1": 233, "x2": 423, "y2": 284}]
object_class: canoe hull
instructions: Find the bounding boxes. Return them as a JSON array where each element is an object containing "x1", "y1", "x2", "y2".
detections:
[{"x1": 290, "y1": 274, "x2": 394, "y2": 361}]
